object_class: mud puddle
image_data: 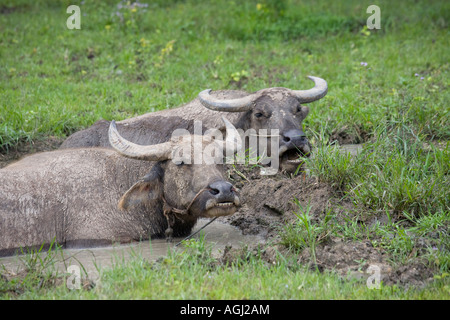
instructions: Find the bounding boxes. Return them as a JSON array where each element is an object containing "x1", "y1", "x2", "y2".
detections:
[{"x1": 0, "y1": 219, "x2": 263, "y2": 278}]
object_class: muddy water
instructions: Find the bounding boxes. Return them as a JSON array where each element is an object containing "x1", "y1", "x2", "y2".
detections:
[{"x1": 0, "y1": 219, "x2": 262, "y2": 278}]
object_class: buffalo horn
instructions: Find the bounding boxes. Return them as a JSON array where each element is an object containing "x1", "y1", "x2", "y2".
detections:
[
  {"x1": 198, "y1": 76, "x2": 327, "y2": 112},
  {"x1": 215, "y1": 116, "x2": 242, "y2": 155},
  {"x1": 291, "y1": 76, "x2": 328, "y2": 103},
  {"x1": 108, "y1": 120, "x2": 174, "y2": 161},
  {"x1": 198, "y1": 89, "x2": 257, "y2": 112}
]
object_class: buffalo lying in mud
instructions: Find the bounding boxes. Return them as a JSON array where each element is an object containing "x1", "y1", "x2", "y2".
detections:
[
  {"x1": 61, "y1": 76, "x2": 327, "y2": 173},
  {"x1": 0, "y1": 118, "x2": 241, "y2": 257}
]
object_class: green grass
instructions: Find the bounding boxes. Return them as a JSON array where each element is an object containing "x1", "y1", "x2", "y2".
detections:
[
  {"x1": 1, "y1": 237, "x2": 449, "y2": 299},
  {"x1": 1, "y1": 0, "x2": 448, "y2": 150},
  {"x1": 0, "y1": 0, "x2": 449, "y2": 299},
  {"x1": 303, "y1": 132, "x2": 449, "y2": 273},
  {"x1": 307, "y1": 133, "x2": 449, "y2": 217},
  {"x1": 279, "y1": 200, "x2": 333, "y2": 265}
]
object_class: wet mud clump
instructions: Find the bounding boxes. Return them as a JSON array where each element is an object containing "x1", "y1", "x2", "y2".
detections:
[{"x1": 220, "y1": 163, "x2": 437, "y2": 288}]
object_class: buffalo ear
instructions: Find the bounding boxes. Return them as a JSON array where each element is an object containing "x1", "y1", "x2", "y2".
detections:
[
  {"x1": 300, "y1": 105, "x2": 310, "y2": 118},
  {"x1": 118, "y1": 166, "x2": 164, "y2": 211}
]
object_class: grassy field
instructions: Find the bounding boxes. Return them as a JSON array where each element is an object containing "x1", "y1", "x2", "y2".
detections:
[
  {"x1": 0, "y1": 0, "x2": 449, "y2": 299},
  {"x1": 0, "y1": 237, "x2": 448, "y2": 300}
]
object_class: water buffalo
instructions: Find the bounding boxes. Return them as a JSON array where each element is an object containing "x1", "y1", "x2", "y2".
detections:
[
  {"x1": 60, "y1": 76, "x2": 327, "y2": 172},
  {"x1": 0, "y1": 118, "x2": 241, "y2": 257}
]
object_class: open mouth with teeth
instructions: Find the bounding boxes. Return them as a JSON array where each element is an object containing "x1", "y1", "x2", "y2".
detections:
[
  {"x1": 285, "y1": 149, "x2": 306, "y2": 163},
  {"x1": 214, "y1": 202, "x2": 235, "y2": 208},
  {"x1": 284, "y1": 147, "x2": 309, "y2": 162},
  {"x1": 204, "y1": 199, "x2": 240, "y2": 217},
  {"x1": 280, "y1": 148, "x2": 309, "y2": 172}
]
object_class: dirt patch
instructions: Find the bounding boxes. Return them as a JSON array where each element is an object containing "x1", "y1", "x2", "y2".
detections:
[
  {"x1": 0, "y1": 5, "x2": 18, "y2": 15},
  {"x1": 330, "y1": 126, "x2": 369, "y2": 145},
  {"x1": 0, "y1": 3, "x2": 28, "y2": 15},
  {"x1": 222, "y1": 166, "x2": 337, "y2": 238},
  {"x1": 0, "y1": 137, "x2": 64, "y2": 169},
  {"x1": 298, "y1": 239, "x2": 435, "y2": 288},
  {"x1": 219, "y1": 163, "x2": 438, "y2": 288}
]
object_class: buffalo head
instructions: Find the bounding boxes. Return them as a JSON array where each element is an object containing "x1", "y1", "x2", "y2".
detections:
[
  {"x1": 198, "y1": 76, "x2": 327, "y2": 172},
  {"x1": 108, "y1": 116, "x2": 242, "y2": 237}
]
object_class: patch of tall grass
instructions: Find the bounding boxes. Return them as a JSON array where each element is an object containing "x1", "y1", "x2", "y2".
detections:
[
  {"x1": 301, "y1": 128, "x2": 449, "y2": 271},
  {"x1": 306, "y1": 130, "x2": 449, "y2": 218}
]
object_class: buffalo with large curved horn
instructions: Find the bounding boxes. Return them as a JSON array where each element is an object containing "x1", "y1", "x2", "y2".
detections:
[
  {"x1": 198, "y1": 76, "x2": 327, "y2": 112},
  {"x1": 61, "y1": 75, "x2": 327, "y2": 173},
  {"x1": 197, "y1": 76, "x2": 327, "y2": 172},
  {"x1": 109, "y1": 116, "x2": 242, "y2": 162}
]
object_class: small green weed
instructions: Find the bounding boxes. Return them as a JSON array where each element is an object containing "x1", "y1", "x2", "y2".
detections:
[{"x1": 279, "y1": 201, "x2": 333, "y2": 265}]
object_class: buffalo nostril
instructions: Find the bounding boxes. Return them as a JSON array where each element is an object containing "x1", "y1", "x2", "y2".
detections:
[
  {"x1": 209, "y1": 188, "x2": 220, "y2": 195},
  {"x1": 283, "y1": 130, "x2": 307, "y2": 146},
  {"x1": 208, "y1": 181, "x2": 235, "y2": 199}
]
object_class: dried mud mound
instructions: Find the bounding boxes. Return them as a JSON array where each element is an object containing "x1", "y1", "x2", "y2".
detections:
[
  {"x1": 222, "y1": 167, "x2": 337, "y2": 239},
  {"x1": 220, "y1": 165, "x2": 436, "y2": 288},
  {"x1": 297, "y1": 239, "x2": 434, "y2": 288}
]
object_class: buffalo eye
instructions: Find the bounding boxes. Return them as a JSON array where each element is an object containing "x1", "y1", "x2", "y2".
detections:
[{"x1": 254, "y1": 112, "x2": 264, "y2": 118}]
